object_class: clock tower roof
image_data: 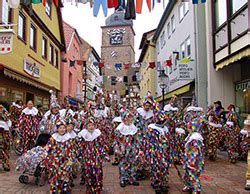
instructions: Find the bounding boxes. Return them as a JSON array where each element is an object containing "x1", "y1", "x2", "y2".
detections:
[{"x1": 105, "y1": 7, "x2": 133, "y2": 27}]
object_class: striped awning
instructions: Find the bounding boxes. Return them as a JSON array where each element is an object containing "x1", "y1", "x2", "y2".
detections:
[
  {"x1": 216, "y1": 48, "x2": 250, "y2": 71},
  {"x1": 4, "y1": 68, "x2": 51, "y2": 92}
]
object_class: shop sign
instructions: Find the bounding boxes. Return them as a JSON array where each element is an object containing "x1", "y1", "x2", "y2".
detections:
[
  {"x1": 178, "y1": 61, "x2": 195, "y2": 80},
  {"x1": 0, "y1": 29, "x2": 14, "y2": 54},
  {"x1": 24, "y1": 58, "x2": 40, "y2": 78},
  {"x1": 235, "y1": 81, "x2": 250, "y2": 92}
]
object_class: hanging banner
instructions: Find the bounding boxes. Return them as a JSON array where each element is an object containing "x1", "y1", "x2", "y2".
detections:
[
  {"x1": 0, "y1": 29, "x2": 14, "y2": 55},
  {"x1": 178, "y1": 61, "x2": 195, "y2": 80}
]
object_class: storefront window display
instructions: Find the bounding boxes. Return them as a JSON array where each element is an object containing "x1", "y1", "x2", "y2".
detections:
[
  {"x1": 236, "y1": 80, "x2": 250, "y2": 118},
  {"x1": 11, "y1": 90, "x2": 24, "y2": 103},
  {"x1": 43, "y1": 98, "x2": 49, "y2": 111},
  {"x1": 0, "y1": 87, "x2": 7, "y2": 102},
  {"x1": 35, "y1": 96, "x2": 43, "y2": 107}
]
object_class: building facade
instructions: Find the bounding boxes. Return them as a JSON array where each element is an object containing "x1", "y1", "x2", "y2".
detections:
[
  {"x1": 153, "y1": 0, "x2": 207, "y2": 108},
  {"x1": 61, "y1": 21, "x2": 83, "y2": 105},
  {"x1": 0, "y1": 1, "x2": 65, "y2": 110},
  {"x1": 205, "y1": 0, "x2": 249, "y2": 119},
  {"x1": 101, "y1": 8, "x2": 137, "y2": 98},
  {"x1": 138, "y1": 29, "x2": 157, "y2": 104},
  {"x1": 84, "y1": 47, "x2": 101, "y2": 101}
]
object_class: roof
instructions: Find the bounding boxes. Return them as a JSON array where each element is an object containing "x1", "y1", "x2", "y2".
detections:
[
  {"x1": 105, "y1": 7, "x2": 133, "y2": 27},
  {"x1": 138, "y1": 29, "x2": 156, "y2": 62},
  {"x1": 152, "y1": 0, "x2": 177, "y2": 43}
]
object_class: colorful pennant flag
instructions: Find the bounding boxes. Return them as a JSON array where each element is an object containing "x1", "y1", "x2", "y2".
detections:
[
  {"x1": 166, "y1": 59, "x2": 172, "y2": 67},
  {"x1": 148, "y1": 62, "x2": 156, "y2": 69},
  {"x1": 99, "y1": 62, "x2": 105, "y2": 68},
  {"x1": 115, "y1": 63, "x2": 122, "y2": 71},
  {"x1": 93, "y1": 61, "x2": 99, "y2": 67},
  {"x1": 32, "y1": 0, "x2": 42, "y2": 4},
  {"x1": 156, "y1": 61, "x2": 162, "y2": 71},
  {"x1": 124, "y1": 63, "x2": 130, "y2": 70},
  {"x1": 192, "y1": 0, "x2": 206, "y2": 4},
  {"x1": 69, "y1": 60, "x2": 75, "y2": 67}
]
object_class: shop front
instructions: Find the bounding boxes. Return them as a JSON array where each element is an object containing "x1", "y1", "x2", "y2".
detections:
[
  {"x1": 0, "y1": 67, "x2": 51, "y2": 111},
  {"x1": 236, "y1": 80, "x2": 250, "y2": 119}
]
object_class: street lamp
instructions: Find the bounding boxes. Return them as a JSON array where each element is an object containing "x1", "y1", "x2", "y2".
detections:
[{"x1": 158, "y1": 70, "x2": 168, "y2": 108}]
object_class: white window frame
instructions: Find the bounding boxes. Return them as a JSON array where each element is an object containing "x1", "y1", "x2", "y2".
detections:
[
  {"x1": 179, "y1": 3, "x2": 184, "y2": 22},
  {"x1": 186, "y1": 37, "x2": 191, "y2": 57},
  {"x1": 49, "y1": 44, "x2": 54, "y2": 65},
  {"x1": 181, "y1": 42, "x2": 186, "y2": 59},
  {"x1": 30, "y1": 24, "x2": 36, "y2": 50},
  {"x1": 42, "y1": 36, "x2": 47, "y2": 59},
  {"x1": 1, "y1": 0, "x2": 8, "y2": 24},
  {"x1": 167, "y1": 22, "x2": 171, "y2": 38},
  {"x1": 184, "y1": 2, "x2": 189, "y2": 15},
  {"x1": 18, "y1": 13, "x2": 25, "y2": 40},
  {"x1": 171, "y1": 15, "x2": 175, "y2": 32}
]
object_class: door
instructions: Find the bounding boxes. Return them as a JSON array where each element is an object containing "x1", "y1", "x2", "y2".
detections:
[{"x1": 26, "y1": 92, "x2": 34, "y2": 104}]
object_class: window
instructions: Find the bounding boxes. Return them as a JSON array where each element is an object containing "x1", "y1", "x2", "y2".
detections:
[
  {"x1": 167, "y1": 22, "x2": 171, "y2": 38},
  {"x1": 18, "y1": 12, "x2": 26, "y2": 41},
  {"x1": 232, "y1": 0, "x2": 247, "y2": 14},
  {"x1": 42, "y1": 36, "x2": 47, "y2": 59},
  {"x1": 179, "y1": 3, "x2": 184, "y2": 21},
  {"x1": 181, "y1": 43, "x2": 185, "y2": 59},
  {"x1": 186, "y1": 37, "x2": 191, "y2": 56},
  {"x1": 111, "y1": 76, "x2": 117, "y2": 85},
  {"x1": 215, "y1": 0, "x2": 227, "y2": 28},
  {"x1": 49, "y1": 44, "x2": 54, "y2": 65},
  {"x1": 30, "y1": 24, "x2": 36, "y2": 51},
  {"x1": 171, "y1": 15, "x2": 175, "y2": 32},
  {"x1": 1, "y1": 0, "x2": 8, "y2": 24},
  {"x1": 160, "y1": 31, "x2": 166, "y2": 48},
  {"x1": 45, "y1": 0, "x2": 52, "y2": 17},
  {"x1": 184, "y1": 2, "x2": 189, "y2": 14},
  {"x1": 54, "y1": 49, "x2": 58, "y2": 68}
]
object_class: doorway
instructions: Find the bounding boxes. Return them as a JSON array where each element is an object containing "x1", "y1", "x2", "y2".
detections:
[{"x1": 26, "y1": 92, "x2": 34, "y2": 104}]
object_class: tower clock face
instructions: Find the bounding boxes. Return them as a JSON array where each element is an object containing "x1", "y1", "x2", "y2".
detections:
[{"x1": 107, "y1": 28, "x2": 126, "y2": 45}]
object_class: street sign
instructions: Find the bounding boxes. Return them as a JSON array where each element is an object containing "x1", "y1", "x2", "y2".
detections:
[{"x1": 0, "y1": 29, "x2": 14, "y2": 54}]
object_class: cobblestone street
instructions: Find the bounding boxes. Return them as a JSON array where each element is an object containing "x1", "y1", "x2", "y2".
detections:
[{"x1": 0, "y1": 151, "x2": 249, "y2": 194}]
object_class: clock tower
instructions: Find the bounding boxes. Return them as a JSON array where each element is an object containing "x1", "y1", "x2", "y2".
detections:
[{"x1": 101, "y1": 8, "x2": 136, "y2": 97}]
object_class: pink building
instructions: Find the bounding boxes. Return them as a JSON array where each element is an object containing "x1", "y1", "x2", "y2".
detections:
[{"x1": 60, "y1": 22, "x2": 84, "y2": 105}]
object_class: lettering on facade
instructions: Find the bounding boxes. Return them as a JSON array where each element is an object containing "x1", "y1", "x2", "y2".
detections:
[
  {"x1": 24, "y1": 59, "x2": 40, "y2": 78},
  {"x1": 235, "y1": 81, "x2": 250, "y2": 92},
  {"x1": 178, "y1": 62, "x2": 194, "y2": 80},
  {"x1": 0, "y1": 29, "x2": 14, "y2": 54}
]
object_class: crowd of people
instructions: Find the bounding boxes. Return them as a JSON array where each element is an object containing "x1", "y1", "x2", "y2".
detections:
[{"x1": 0, "y1": 90, "x2": 249, "y2": 194}]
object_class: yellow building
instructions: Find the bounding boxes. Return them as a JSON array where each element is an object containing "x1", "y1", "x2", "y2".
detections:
[
  {"x1": 138, "y1": 30, "x2": 157, "y2": 104},
  {"x1": 0, "y1": 1, "x2": 65, "y2": 110}
]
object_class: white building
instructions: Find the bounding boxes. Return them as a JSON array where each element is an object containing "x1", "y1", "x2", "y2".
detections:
[
  {"x1": 84, "y1": 48, "x2": 101, "y2": 101},
  {"x1": 205, "y1": 0, "x2": 249, "y2": 119},
  {"x1": 153, "y1": 0, "x2": 207, "y2": 108}
]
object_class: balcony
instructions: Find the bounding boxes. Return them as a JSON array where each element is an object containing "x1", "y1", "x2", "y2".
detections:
[{"x1": 213, "y1": 4, "x2": 249, "y2": 69}]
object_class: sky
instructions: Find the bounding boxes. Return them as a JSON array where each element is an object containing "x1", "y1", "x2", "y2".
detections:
[{"x1": 62, "y1": 1, "x2": 168, "y2": 61}]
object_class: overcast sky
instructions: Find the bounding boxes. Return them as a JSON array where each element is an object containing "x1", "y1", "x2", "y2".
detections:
[{"x1": 62, "y1": 1, "x2": 168, "y2": 61}]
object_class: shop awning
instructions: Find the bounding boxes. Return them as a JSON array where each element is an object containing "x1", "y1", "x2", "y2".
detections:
[
  {"x1": 155, "y1": 84, "x2": 191, "y2": 102},
  {"x1": 4, "y1": 68, "x2": 51, "y2": 92},
  {"x1": 216, "y1": 47, "x2": 250, "y2": 71}
]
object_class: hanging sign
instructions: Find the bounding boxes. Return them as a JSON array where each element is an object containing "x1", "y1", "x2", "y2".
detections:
[
  {"x1": 0, "y1": 29, "x2": 14, "y2": 54},
  {"x1": 24, "y1": 58, "x2": 41, "y2": 78},
  {"x1": 178, "y1": 61, "x2": 195, "y2": 80}
]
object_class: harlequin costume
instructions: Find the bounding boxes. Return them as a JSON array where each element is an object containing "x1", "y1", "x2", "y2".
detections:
[
  {"x1": 183, "y1": 118, "x2": 205, "y2": 194},
  {"x1": 44, "y1": 119, "x2": 74, "y2": 193},
  {"x1": 238, "y1": 128, "x2": 248, "y2": 161},
  {"x1": 225, "y1": 105, "x2": 240, "y2": 163},
  {"x1": 39, "y1": 90, "x2": 61, "y2": 135},
  {"x1": 164, "y1": 103, "x2": 179, "y2": 164},
  {"x1": 145, "y1": 111, "x2": 171, "y2": 193},
  {"x1": 77, "y1": 118, "x2": 110, "y2": 193},
  {"x1": 19, "y1": 107, "x2": 39, "y2": 153},
  {"x1": 111, "y1": 116, "x2": 122, "y2": 165},
  {"x1": 175, "y1": 127, "x2": 186, "y2": 165},
  {"x1": 9, "y1": 102, "x2": 23, "y2": 128},
  {"x1": 205, "y1": 106, "x2": 222, "y2": 161},
  {"x1": 114, "y1": 109, "x2": 140, "y2": 187},
  {"x1": 0, "y1": 106, "x2": 11, "y2": 171},
  {"x1": 136, "y1": 94, "x2": 155, "y2": 179}
]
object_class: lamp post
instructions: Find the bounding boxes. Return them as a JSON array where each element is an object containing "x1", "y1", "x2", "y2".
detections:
[{"x1": 158, "y1": 70, "x2": 168, "y2": 109}]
